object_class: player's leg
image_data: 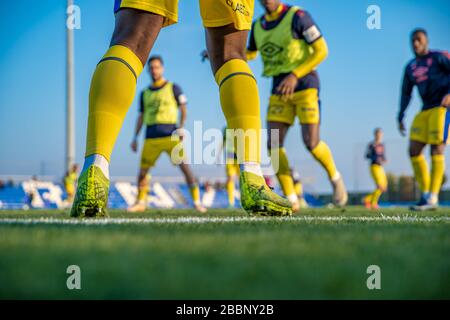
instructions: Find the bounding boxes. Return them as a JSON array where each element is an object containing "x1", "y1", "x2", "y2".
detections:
[
  {"x1": 167, "y1": 136, "x2": 206, "y2": 213},
  {"x1": 425, "y1": 107, "x2": 449, "y2": 209},
  {"x1": 178, "y1": 163, "x2": 206, "y2": 213},
  {"x1": 225, "y1": 164, "x2": 238, "y2": 208},
  {"x1": 295, "y1": 89, "x2": 347, "y2": 207},
  {"x1": 429, "y1": 144, "x2": 446, "y2": 207},
  {"x1": 409, "y1": 140, "x2": 429, "y2": 190},
  {"x1": 301, "y1": 124, "x2": 347, "y2": 206},
  {"x1": 409, "y1": 110, "x2": 431, "y2": 209},
  {"x1": 409, "y1": 140, "x2": 429, "y2": 208},
  {"x1": 65, "y1": 183, "x2": 75, "y2": 204},
  {"x1": 128, "y1": 167, "x2": 150, "y2": 212},
  {"x1": 364, "y1": 165, "x2": 379, "y2": 209},
  {"x1": 128, "y1": 138, "x2": 161, "y2": 212},
  {"x1": 206, "y1": 26, "x2": 292, "y2": 215},
  {"x1": 201, "y1": 0, "x2": 291, "y2": 216},
  {"x1": 267, "y1": 121, "x2": 300, "y2": 212},
  {"x1": 71, "y1": 9, "x2": 165, "y2": 218},
  {"x1": 370, "y1": 165, "x2": 388, "y2": 209}
]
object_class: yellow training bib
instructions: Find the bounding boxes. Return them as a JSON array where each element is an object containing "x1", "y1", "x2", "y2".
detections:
[
  {"x1": 142, "y1": 82, "x2": 179, "y2": 126},
  {"x1": 254, "y1": 6, "x2": 313, "y2": 77}
]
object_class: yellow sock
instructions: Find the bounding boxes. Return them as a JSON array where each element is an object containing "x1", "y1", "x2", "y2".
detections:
[
  {"x1": 190, "y1": 184, "x2": 201, "y2": 205},
  {"x1": 86, "y1": 45, "x2": 144, "y2": 161},
  {"x1": 215, "y1": 59, "x2": 261, "y2": 163},
  {"x1": 269, "y1": 147, "x2": 296, "y2": 198},
  {"x1": 137, "y1": 185, "x2": 149, "y2": 203},
  {"x1": 226, "y1": 180, "x2": 235, "y2": 206},
  {"x1": 137, "y1": 175, "x2": 150, "y2": 203},
  {"x1": 294, "y1": 182, "x2": 303, "y2": 197},
  {"x1": 411, "y1": 155, "x2": 430, "y2": 193},
  {"x1": 371, "y1": 189, "x2": 383, "y2": 206},
  {"x1": 310, "y1": 141, "x2": 338, "y2": 180},
  {"x1": 430, "y1": 154, "x2": 445, "y2": 195},
  {"x1": 364, "y1": 194, "x2": 373, "y2": 204}
]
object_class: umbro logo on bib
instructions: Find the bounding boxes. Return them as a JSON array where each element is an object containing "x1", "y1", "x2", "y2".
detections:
[{"x1": 260, "y1": 42, "x2": 284, "y2": 58}]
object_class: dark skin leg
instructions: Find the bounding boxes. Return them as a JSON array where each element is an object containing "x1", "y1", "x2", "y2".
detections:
[
  {"x1": 267, "y1": 121, "x2": 290, "y2": 150},
  {"x1": 179, "y1": 163, "x2": 197, "y2": 186},
  {"x1": 409, "y1": 140, "x2": 427, "y2": 157},
  {"x1": 205, "y1": 24, "x2": 248, "y2": 74},
  {"x1": 137, "y1": 168, "x2": 149, "y2": 189},
  {"x1": 110, "y1": 9, "x2": 164, "y2": 66},
  {"x1": 430, "y1": 144, "x2": 446, "y2": 156},
  {"x1": 302, "y1": 124, "x2": 321, "y2": 151}
]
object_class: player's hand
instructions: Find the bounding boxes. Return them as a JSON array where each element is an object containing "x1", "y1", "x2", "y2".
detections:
[
  {"x1": 175, "y1": 127, "x2": 186, "y2": 141},
  {"x1": 131, "y1": 139, "x2": 138, "y2": 153},
  {"x1": 276, "y1": 73, "x2": 298, "y2": 100},
  {"x1": 201, "y1": 50, "x2": 209, "y2": 62},
  {"x1": 398, "y1": 121, "x2": 407, "y2": 137},
  {"x1": 441, "y1": 94, "x2": 450, "y2": 108}
]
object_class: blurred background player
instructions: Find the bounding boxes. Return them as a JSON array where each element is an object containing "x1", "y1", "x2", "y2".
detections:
[
  {"x1": 63, "y1": 164, "x2": 79, "y2": 206},
  {"x1": 247, "y1": 0, "x2": 348, "y2": 210},
  {"x1": 71, "y1": 0, "x2": 292, "y2": 218},
  {"x1": 128, "y1": 56, "x2": 206, "y2": 213},
  {"x1": 290, "y1": 167, "x2": 308, "y2": 208},
  {"x1": 363, "y1": 128, "x2": 387, "y2": 210},
  {"x1": 217, "y1": 127, "x2": 240, "y2": 208},
  {"x1": 398, "y1": 28, "x2": 450, "y2": 211}
]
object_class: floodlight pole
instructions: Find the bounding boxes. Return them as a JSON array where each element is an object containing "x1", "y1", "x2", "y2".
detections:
[{"x1": 66, "y1": 0, "x2": 75, "y2": 173}]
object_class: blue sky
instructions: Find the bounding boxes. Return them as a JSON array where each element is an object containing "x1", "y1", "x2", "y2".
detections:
[{"x1": 0, "y1": 0, "x2": 449, "y2": 192}]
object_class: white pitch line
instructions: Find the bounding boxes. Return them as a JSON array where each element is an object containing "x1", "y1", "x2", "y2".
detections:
[{"x1": 0, "y1": 215, "x2": 448, "y2": 226}]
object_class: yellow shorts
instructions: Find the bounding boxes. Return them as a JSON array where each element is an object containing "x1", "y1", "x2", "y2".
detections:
[
  {"x1": 267, "y1": 89, "x2": 320, "y2": 126},
  {"x1": 140, "y1": 136, "x2": 185, "y2": 170},
  {"x1": 410, "y1": 106, "x2": 450, "y2": 145},
  {"x1": 115, "y1": 0, "x2": 254, "y2": 30},
  {"x1": 226, "y1": 162, "x2": 240, "y2": 177},
  {"x1": 370, "y1": 164, "x2": 387, "y2": 190}
]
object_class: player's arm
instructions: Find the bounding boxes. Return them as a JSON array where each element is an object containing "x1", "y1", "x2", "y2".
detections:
[
  {"x1": 246, "y1": 22, "x2": 258, "y2": 61},
  {"x1": 179, "y1": 103, "x2": 187, "y2": 129},
  {"x1": 131, "y1": 93, "x2": 145, "y2": 153},
  {"x1": 365, "y1": 144, "x2": 372, "y2": 160},
  {"x1": 277, "y1": 10, "x2": 327, "y2": 97},
  {"x1": 291, "y1": 38, "x2": 328, "y2": 80},
  {"x1": 174, "y1": 84, "x2": 188, "y2": 139},
  {"x1": 398, "y1": 68, "x2": 414, "y2": 136}
]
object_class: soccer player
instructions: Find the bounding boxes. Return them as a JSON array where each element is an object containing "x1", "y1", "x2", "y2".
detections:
[
  {"x1": 247, "y1": 0, "x2": 348, "y2": 210},
  {"x1": 290, "y1": 167, "x2": 308, "y2": 208},
  {"x1": 127, "y1": 56, "x2": 206, "y2": 213},
  {"x1": 70, "y1": 0, "x2": 292, "y2": 218},
  {"x1": 63, "y1": 164, "x2": 79, "y2": 205},
  {"x1": 398, "y1": 29, "x2": 450, "y2": 211},
  {"x1": 216, "y1": 127, "x2": 240, "y2": 208},
  {"x1": 363, "y1": 128, "x2": 387, "y2": 210}
]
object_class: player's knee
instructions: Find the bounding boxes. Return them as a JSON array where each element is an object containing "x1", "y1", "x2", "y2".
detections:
[
  {"x1": 430, "y1": 144, "x2": 445, "y2": 156},
  {"x1": 210, "y1": 51, "x2": 247, "y2": 71},
  {"x1": 111, "y1": 25, "x2": 153, "y2": 63},
  {"x1": 409, "y1": 146, "x2": 421, "y2": 158},
  {"x1": 304, "y1": 139, "x2": 319, "y2": 152}
]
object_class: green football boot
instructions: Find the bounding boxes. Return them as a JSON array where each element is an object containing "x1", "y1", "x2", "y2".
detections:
[
  {"x1": 240, "y1": 171, "x2": 292, "y2": 216},
  {"x1": 70, "y1": 166, "x2": 109, "y2": 218}
]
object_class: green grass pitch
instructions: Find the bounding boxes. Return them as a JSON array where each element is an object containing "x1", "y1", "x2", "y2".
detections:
[{"x1": 0, "y1": 207, "x2": 449, "y2": 299}]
